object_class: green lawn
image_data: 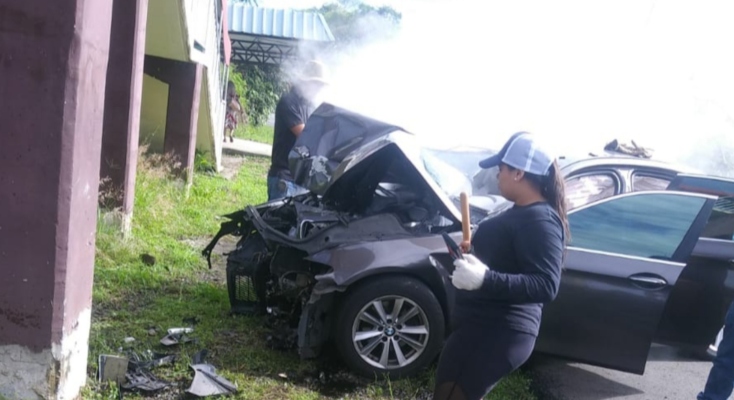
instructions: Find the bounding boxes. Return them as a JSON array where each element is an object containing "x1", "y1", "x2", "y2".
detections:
[
  {"x1": 83, "y1": 150, "x2": 537, "y2": 399},
  {"x1": 233, "y1": 124, "x2": 274, "y2": 145}
]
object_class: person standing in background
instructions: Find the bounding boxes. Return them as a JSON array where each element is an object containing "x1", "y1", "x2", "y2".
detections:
[{"x1": 267, "y1": 60, "x2": 329, "y2": 201}]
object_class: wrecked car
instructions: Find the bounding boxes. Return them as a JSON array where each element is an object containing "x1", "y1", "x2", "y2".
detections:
[
  {"x1": 202, "y1": 103, "x2": 505, "y2": 378},
  {"x1": 203, "y1": 103, "x2": 734, "y2": 379}
]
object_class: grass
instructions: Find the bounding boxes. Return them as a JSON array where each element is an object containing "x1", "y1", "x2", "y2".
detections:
[
  {"x1": 83, "y1": 148, "x2": 537, "y2": 399},
  {"x1": 233, "y1": 124, "x2": 274, "y2": 145}
]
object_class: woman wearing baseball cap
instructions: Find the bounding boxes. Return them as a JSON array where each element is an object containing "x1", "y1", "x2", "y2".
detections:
[{"x1": 433, "y1": 132, "x2": 569, "y2": 400}]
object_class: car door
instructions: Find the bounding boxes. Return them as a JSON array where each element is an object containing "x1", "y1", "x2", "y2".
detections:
[
  {"x1": 534, "y1": 190, "x2": 716, "y2": 375},
  {"x1": 655, "y1": 175, "x2": 734, "y2": 352}
]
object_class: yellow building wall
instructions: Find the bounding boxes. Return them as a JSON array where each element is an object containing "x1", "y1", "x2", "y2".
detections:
[
  {"x1": 138, "y1": 73, "x2": 215, "y2": 164},
  {"x1": 139, "y1": 74, "x2": 168, "y2": 153}
]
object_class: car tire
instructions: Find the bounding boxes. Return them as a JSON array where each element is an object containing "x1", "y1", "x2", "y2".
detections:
[{"x1": 334, "y1": 275, "x2": 445, "y2": 380}]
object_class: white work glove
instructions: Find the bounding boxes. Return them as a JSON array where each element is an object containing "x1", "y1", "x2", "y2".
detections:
[{"x1": 452, "y1": 254, "x2": 489, "y2": 291}]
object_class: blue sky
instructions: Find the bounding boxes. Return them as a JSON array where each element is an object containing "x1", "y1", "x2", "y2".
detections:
[{"x1": 256, "y1": 1, "x2": 734, "y2": 172}]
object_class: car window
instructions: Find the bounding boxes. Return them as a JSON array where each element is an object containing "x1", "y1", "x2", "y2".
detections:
[
  {"x1": 420, "y1": 149, "x2": 473, "y2": 198},
  {"x1": 702, "y1": 197, "x2": 734, "y2": 241},
  {"x1": 565, "y1": 174, "x2": 617, "y2": 210},
  {"x1": 667, "y1": 175, "x2": 734, "y2": 196},
  {"x1": 633, "y1": 174, "x2": 671, "y2": 192},
  {"x1": 568, "y1": 193, "x2": 708, "y2": 260}
]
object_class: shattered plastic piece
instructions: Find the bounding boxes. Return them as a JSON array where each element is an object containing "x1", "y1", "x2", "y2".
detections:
[
  {"x1": 128, "y1": 353, "x2": 177, "y2": 370},
  {"x1": 191, "y1": 349, "x2": 209, "y2": 364},
  {"x1": 186, "y1": 364, "x2": 238, "y2": 397},
  {"x1": 98, "y1": 355, "x2": 129, "y2": 384},
  {"x1": 122, "y1": 369, "x2": 169, "y2": 393},
  {"x1": 160, "y1": 328, "x2": 196, "y2": 346},
  {"x1": 160, "y1": 333, "x2": 196, "y2": 346}
]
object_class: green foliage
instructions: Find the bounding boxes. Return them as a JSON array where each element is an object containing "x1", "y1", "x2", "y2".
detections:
[
  {"x1": 310, "y1": 0, "x2": 402, "y2": 48},
  {"x1": 233, "y1": 124, "x2": 274, "y2": 145},
  {"x1": 228, "y1": 64, "x2": 248, "y2": 107},
  {"x1": 239, "y1": 64, "x2": 288, "y2": 126},
  {"x1": 194, "y1": 149, "x2": 217, "y2": 174}
]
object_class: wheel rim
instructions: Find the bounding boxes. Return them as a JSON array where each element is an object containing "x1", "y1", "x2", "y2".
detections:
[{"x1": 351, "y1": 295, "x2": 430, "y2": 370}]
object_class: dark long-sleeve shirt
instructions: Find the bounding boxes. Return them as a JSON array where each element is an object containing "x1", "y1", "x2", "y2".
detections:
[{"x1": 452, "y1": 201, "x2": 565, "y2": 336}]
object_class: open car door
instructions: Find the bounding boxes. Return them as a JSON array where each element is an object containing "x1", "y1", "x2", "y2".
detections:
[
  {"x1": 654, "y1": 174, "x2": 734, "y2": 353},
  {"x1": 534, "y1": 191, "x2": 716, "y2": 374}
]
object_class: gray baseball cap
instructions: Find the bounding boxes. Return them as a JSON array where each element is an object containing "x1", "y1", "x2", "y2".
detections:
[{"x1": 478, "y1": 131, "x2": 554, "y2": 176}]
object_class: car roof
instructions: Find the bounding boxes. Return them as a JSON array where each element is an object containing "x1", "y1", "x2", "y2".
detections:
[{"x1": 557, "y1": 152, "x2": 700, "y2": 176}]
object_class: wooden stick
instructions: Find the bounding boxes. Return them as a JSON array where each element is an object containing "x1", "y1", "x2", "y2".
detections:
[{"x1": 460, "y1": 192, "x2": 471, "y2": 252}]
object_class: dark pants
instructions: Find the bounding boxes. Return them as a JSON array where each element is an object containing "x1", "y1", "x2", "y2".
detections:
[
  {"x1": 699, "y1": 301, "x2": 734, "y2": 400},
  {"x1": 433, "y1": 321, "x2": 536, "y2": 400}
]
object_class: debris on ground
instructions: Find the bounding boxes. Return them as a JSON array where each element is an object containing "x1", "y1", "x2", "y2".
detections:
[
  {"x1": 160, "y1": 327, "x2": 197, "y2": 346},
  {"x1": 98, "y1": 354, "x2": 129, "y2": 384},
  {"x1": 122, "y1": 369, "x2": 170, "y2": 394},
  {"x1": 96, "y1": 321, "x2": 240, "y2": 398},
  {"x1": 98, "y1": 351, "x2": 174, "y2": 395},
  {"x1": 140, "y1": 253, "x2": 157, "y2": 266},
  {"x1": 186, "y1": 349, "x2": 238, "y2": 397},
  {"x1": 263, "y1": 308, "x2": 298, "y2": 351}
]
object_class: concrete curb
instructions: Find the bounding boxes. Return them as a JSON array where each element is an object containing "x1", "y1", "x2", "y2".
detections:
[{"x1": 222, "y1": 138, "x2": 272, "y2": 157}]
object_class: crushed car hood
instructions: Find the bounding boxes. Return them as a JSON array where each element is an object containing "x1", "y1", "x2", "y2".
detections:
[
  {"x1": 288, "y1": 103, "x2": 409, "y2": 195},
  {"x1": 287, "y1": 103, "x2": 478, "y2": 223}
]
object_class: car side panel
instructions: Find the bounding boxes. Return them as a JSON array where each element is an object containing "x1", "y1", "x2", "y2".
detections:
[{"x1": 535, "y1": 249, "x2": 687, "y2": 375}]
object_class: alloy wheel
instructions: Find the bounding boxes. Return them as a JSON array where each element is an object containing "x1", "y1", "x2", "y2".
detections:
[{"x1": 351, "y1": 295, "x2": 430, "y2": 370}]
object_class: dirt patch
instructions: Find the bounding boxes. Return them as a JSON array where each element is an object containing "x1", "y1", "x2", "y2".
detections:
[
  {"x1": 220, "y1": 154, "x2": 248, "y2": 180},
  {"x1": 181, "y1": 235, "x2": 237, "y2": 284}
]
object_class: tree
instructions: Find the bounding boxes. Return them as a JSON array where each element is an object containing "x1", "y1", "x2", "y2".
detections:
[
  {"x1": 309, "y1": 0, "x2": 401, "y2": 49},
  {"x1": 227, "y1": 1, "x2": 402, "y2": 126},
  {"x1": 232, "y1": 64, "x2": 289, "y2": 126}
]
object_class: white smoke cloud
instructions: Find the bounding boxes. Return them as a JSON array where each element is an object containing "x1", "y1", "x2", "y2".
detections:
[{"x1": 284, "y1": 0, "x2": 734, "y2": 176}]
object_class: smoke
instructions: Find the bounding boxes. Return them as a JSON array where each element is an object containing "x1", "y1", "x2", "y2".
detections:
[{"x1": 287, "y1": 0, "x2": 734, "y2": 177}]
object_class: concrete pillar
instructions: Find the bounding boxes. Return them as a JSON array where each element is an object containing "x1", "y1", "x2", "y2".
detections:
[
  {"x1": 99, "y1": 0, "x2": 149, "y2": 235},
  {"x1": 144, "y1": 55, "x2": 203, "y2": 186},
  {"x1": 0, "y1": 1, "x2": 113, "y2": 399}
]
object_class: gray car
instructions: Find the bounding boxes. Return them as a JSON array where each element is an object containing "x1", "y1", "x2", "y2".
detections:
[{"x1": 203, "y1": 103, "x2": 734, "y2": 378}]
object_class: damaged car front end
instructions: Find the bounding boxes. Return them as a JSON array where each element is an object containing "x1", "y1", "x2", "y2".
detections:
[{"x1": 202, "y1": 104, "x2": 504, "y2": 378}]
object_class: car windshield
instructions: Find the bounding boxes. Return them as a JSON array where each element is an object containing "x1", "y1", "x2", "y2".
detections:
[{"x1": 420, "y1": 148, "x2": 473, "y2": 200}]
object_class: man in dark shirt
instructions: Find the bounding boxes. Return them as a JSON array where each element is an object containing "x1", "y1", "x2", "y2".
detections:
[{"x1": 267, "y1": 60, "x2": 329, "y2": 201}]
